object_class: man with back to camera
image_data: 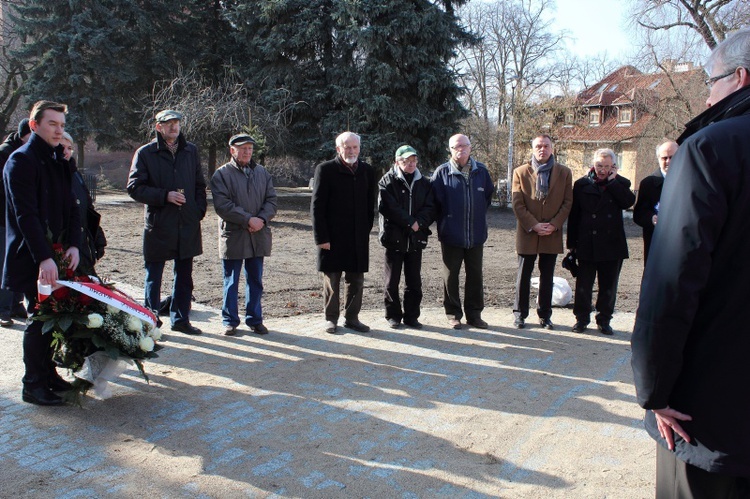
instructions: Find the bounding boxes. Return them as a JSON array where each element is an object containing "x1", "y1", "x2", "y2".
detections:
[
  {"x1": 631, "y1": 27, "x2": 750, "y2": 496},
  {"x1": 311, "y1": 132, "x2": 375, "y2": 334},
  {"x1": 127, "y1": 110, "x2": 207, "y2": 336},
  {"x1": 4, "y1": 101, "x2": 81, "y2": 405},
  {"x1": 211, "y1": 133, "x2": 277, "y2": 336},
  {"x1": 511, "y1": 134, "x2": 572, "y2": 330},
  {"x1": 431, "y1": 134, "x2": 495, "y2": 330},
  {"x1": 0, "y1": 118, "x2": 32, "y2": 327},
  {"x1": 566, "y1": 148, "x2": 635, "y2": 335},
  {"x1": 633, "y1": 140, "x2": 677, "y2": 265},
  {"x1": 378, "y1": 145, "x2": 435, "y2": 329}
]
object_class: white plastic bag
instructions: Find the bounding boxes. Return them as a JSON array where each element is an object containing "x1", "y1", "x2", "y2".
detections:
[{"x1": 530, "y1": 276, "x2": 572, "y2": 307}]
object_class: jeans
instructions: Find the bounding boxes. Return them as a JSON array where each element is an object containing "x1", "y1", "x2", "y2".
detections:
[
  {"x1": 144, "y1": 258, "x2": 193, "y2": 326},
  {"x1": 222, "y1": 257, "x2": 264, "y2": 327}
]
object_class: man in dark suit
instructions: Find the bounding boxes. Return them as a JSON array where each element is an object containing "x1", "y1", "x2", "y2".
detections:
[
  {"x1": 633, "y1": 140, "x2": 677, "y2": 265},
  {"x1": 567, "y1": 148, "x2": 635, "y2": 335},
  {"x1": 3, "y1": 101, "x2": 81, "y2": 406},
  {"x1": 311, "y1": 132, "x2": 375, "y2": 334}
]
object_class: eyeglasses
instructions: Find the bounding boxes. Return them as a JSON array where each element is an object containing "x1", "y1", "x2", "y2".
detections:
[
  {"x1": 450, "y1": 143, "x2": 470, "y2": 150},
  {"x1": 705, "y1": 69, "x2": 736, "y2": 88}
]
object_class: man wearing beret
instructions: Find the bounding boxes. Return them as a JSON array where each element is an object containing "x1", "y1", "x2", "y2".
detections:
[
  {"x1": 210, "y1": 134, "x2": 277, "y2": 336},
  {"x1": 127, "y1": 110, "x2": 207, "y2": 335}
]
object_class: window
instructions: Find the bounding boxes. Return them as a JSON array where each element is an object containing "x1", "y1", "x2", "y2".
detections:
[
  {"x1": 564, "y1": 111, "x2": 576, "y2": 125},
  {"x1": 619, "y1": 108, "x2": 632, "y2": 123},
  {"x1": 589, "y1": 109, "x2": 601, "y2": 125}
]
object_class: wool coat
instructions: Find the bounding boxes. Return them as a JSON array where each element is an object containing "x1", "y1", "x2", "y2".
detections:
[
  {"x1": 566, "y1": 173, "x2": 635, "y2": 262},
  {"x1": 210, "y1": 159, "x2": 277, "y2": 260},
  {"x1": 631, "y1": 84, "x2": 750, "y2": 476},
  {"x1": 311, "y1": 157, "x2": 375, "y2": 273},
  {"x1": 632, "y1": 171, "x2": 664, "y2": 259},
  {"x1": 2, "y1": 133, "x2": 82, "y2": 292},
  {"x1": 127, "y1": 133, "x2": 207, "y2": 262},
  {"x1": 511, "y1": 161, "x2": 573, "y2": 255}
]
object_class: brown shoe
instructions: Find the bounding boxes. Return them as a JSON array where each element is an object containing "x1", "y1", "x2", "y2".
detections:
[
  {"x1": 251, "y1": 323, "x2": 269, "y2": 335},
  {"x1": 224, "y1": 326, "x2": 237, "y2": 336}
]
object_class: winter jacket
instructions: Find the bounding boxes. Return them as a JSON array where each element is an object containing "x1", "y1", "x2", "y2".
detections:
[
  {"x1": 512, "y1": 160, "x2": 573, "y2": 255},
  {"x1": 2, "y1": 133, "x2": 82, "y2": 292},
  {"x1": 431, "y1": 158, "x2": 494, "y2": 249},
  {"x1": 377, "y1": 166, "x2": 435, "y2": 252},
  {"x1": 566, "y1": 172, "x2": 634, "y2": 262},
  {"x1": 0, "y1": 132, "x2": 26, "y2": 224},
  {"x1": 127, "y1": 132, "x2": 207, "y2": 262},
  {"x1": 631, "y1": 84, "x2": 750, "y2": 476},
  {"x1": 210, "y1": 158, "x2": 277, "y2": 260},
  {"x1": 311, "y1": 157, "x2": 375, "y2": 273}
]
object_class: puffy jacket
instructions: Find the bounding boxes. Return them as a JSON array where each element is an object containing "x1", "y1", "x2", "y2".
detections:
[
  {"x1": 211, "y1": 159, "x2": 277, "y2": 260},
  {"x1": 127, "y1": 132, "x2": 207, "y2": 262},
  {"x1": 378, "y1": 166, "x2": 435, "y2": 252},
  {"x1": 431, "y1": 158, "x2": 494, "y2": 249}
]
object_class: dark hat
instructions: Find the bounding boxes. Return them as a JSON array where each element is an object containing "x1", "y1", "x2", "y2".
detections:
[
  {"x1": 18, "y1": 118, "x2": 30, "y2": 137},
  {"x1": 155, "y1": 109, "x2": 183, "y2": 123},
  {"x1": 228, "y1": 134, "x2": 256, "y2": 146}
]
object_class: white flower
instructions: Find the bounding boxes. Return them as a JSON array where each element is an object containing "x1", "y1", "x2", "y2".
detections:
[
  {"x1": 149, "y1": 327, "x2": 162, "y2": 341},
  {"x1": 127, "y1": 315, "x2": 143, "y2": 333},
  {"x1": 87, "y1": 313, "x2": 104, "y2": 328},
  {"x1": 107, "y1": 304, "x2": 120, "y2": 314},
  {"x1": 139, "y1": 336, "x2": 155, "y2": 352}
]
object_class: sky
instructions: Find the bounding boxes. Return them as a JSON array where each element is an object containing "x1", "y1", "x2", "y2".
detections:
[{"x1": 551, "y1": 0, "x2": 633, "y2": 59}]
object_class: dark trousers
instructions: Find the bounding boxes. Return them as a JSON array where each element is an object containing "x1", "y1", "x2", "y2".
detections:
[
  {"x1": 656, "y1": 443, "x2": 750, "y2": 498},
  {"x1": 383, "y1": 248, "x2": 423, "y2": 322},
  {"x1": 573, "y1": 259, "x2": 622, "y2": 325},
  {"x1": 323, "y1": 271, "x2": 364, "y2": 323},
  {"x1": 22, "y1": 287, "x2": 57, "y2": 389},
  {"x1": 514, "y1": 253, "x2": 557, "y2": 320},
  {"x1": 440, "y1": 243, "x2": 484, "y2": 321},
  {"x1": 144, "y1": 257, "x2": 194, "y2": 326}
]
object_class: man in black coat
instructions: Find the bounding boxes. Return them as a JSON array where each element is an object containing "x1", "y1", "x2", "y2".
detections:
[
  {"x1": 567, "y1": 148, "x2": 634, "y2": 335},
  {"x1": 127, "y1": 110, "x2": 207, "y2": 335},
  {"x1": 0, "y1": 118, "x2": 32, "y2": 327},
  {"x1": 4, "y1": 101, "x2": 81, "y2": 406},
  {"x1": 377, "y1": 145, "x2": 435, "y2": 329},
  {"x1": 311, "y1": 132, "x2": 375, "y2": 334},
  {"x1": 632, "y1": 140, "x2": 676, "y2": 265},
  {"x1": 632, "y1": 28, "x2": 750, "y2": 496}
]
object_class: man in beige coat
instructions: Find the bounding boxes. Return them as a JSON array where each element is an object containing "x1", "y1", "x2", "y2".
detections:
[{"x1": 511, "y1": 134, "x2": 573, "y2": 329}]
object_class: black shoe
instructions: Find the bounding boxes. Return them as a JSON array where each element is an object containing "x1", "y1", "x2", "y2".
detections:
[
  {"x1": 572, "y1": 321, "x2": 589, "y2": 333},
  {"x1": 598, "y1": 323, "x2": 614, "y2": 335},
  {"x1": 0, "y1": 315, "x2": 13, "y2": 328},
  {"x1": 387, "y1": 318, "x2": 401, "y2": 329},
  {"x1": 344, "y1": 319, "x2": 370, "y2": 332},
  {"x1": 514, "y1": 317, "x2": 525, "y2": 329},
  {"x1": 48, "y1": 375, "x2": 74, "y2": 392},
  {"x1": 467, "y1": 318, "x2": 489, "y2": 329},
  {"x1": 403, "y1": 319, "x2": 423, "y2": 329},
  {"x1": 251, "y1": 323, "x2": 269, "y2": 335},
  {"x1": 22, "y1": 386, "x2": 64, "y2": 406},
  {"x1": 539, "y1": 318, "x2": 554, "y2": 330},
  {"x1": 171, "y1": 322, "x2": 202, "y2": 335}
]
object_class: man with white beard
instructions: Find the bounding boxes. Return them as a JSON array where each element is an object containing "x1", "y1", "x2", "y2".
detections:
[{"x1": 311, "y1": 132, "x2": 376, "y2": 334}]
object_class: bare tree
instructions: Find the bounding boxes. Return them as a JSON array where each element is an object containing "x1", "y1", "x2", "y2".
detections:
[{"x1": 0, "y1": 0, "x2": 27, "y2": 134}]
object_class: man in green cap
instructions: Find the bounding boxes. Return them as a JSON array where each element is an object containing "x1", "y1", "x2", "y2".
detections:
[{"x1": 377, "y1": 145, "x2": 435, "y2": 329}]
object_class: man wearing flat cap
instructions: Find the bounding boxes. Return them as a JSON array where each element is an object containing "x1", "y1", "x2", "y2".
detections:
[
  {"x1": 127, "y1": 109, "x2": 207, "y2": 335},
  {"x1": 377, "y1": 145, "x2": 435, "y2": 329},
  {"x1": 210, "y1": 133, "x2": 277, "y2": 336}
]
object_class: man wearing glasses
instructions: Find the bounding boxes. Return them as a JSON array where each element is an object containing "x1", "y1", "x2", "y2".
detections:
[
  {"x1": 632, "y1": 27, "x2": 750, "y2": 496},
  {"x1": 431, "y1": 134, "x2": 495, "y2": 330},
  {"x1": 633, "y1": 140, "x2": 677, "y2": 265},
  {"x1": 566, "y1": 149, "x2": 634, "y2": 335}
]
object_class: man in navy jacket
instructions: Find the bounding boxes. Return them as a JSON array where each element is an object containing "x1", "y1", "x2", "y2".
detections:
[
  {"x1": 4, "y1": 101, "x2": 81, "y2": 406},
  {"x1": 431, "y1": 134, "x2": 494, "y2": 330}
]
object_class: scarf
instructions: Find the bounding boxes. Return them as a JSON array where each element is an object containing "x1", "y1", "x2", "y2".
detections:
[
  {"x1": 587, "y1": 167, "x2": 609, "y2": 187},
  {"x1": 531, "y1": 154, "x2": 554, "y2": 200}
]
